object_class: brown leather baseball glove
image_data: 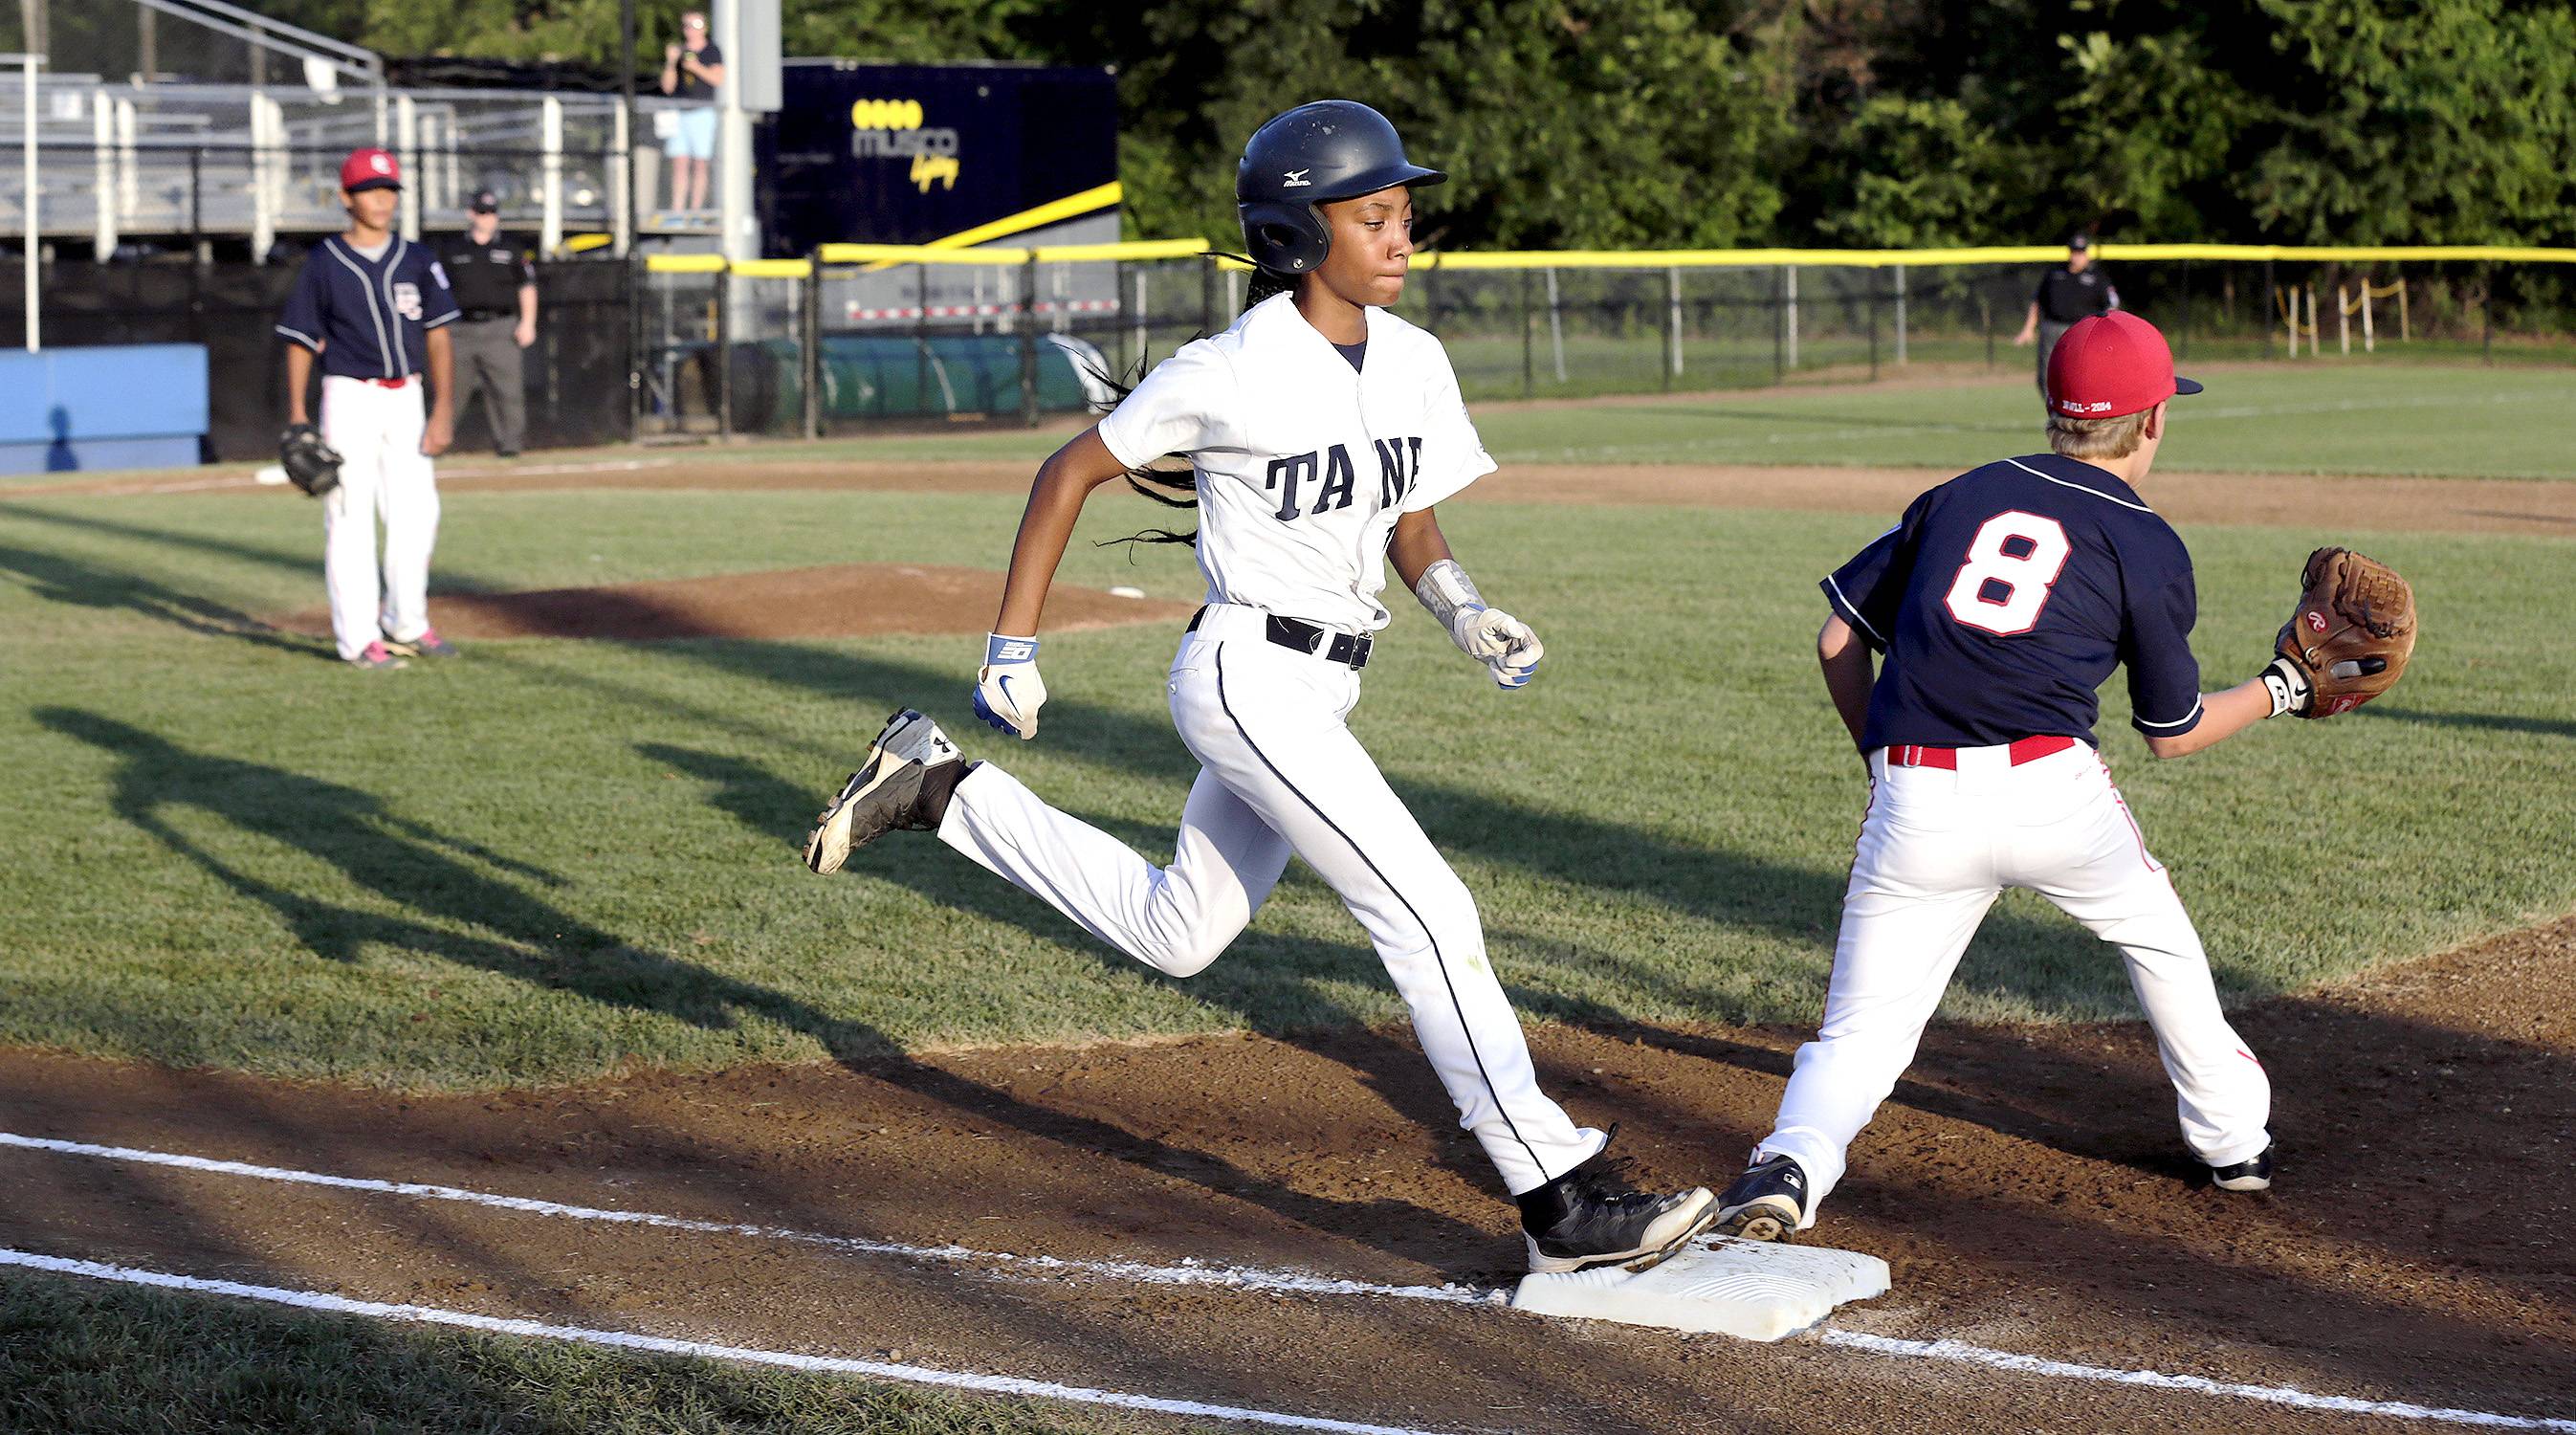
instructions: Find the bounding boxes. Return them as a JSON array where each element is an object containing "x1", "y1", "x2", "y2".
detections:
[{"x1": 2270, "y1": 546, "x2": 2417, "y2": 718}]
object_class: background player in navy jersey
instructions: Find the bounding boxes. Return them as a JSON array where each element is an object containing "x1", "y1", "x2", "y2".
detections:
[
  {"x1": 1714, "y1": 312, "x2": 2303, "y2": 1244},
  {"x1": 275, "y1": 148, "x2": 461, "y2": 671}
]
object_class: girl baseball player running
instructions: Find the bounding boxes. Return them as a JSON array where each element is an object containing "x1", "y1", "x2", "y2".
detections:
[
  {"x1": 804, "y1": 101, "x2": 1717, "y2": 1274},
  {"x1": 1715, "y1": 313, "x2": 2283, "y2": 1244}
]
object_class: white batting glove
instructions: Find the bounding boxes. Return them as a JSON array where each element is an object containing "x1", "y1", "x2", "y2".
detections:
[
  {"x1": 972, "y1": 632, "x2": 1047, "y2": 740},
  {"x1": 1451, "y1": 607, "x2": 1544, "y2": 690}
]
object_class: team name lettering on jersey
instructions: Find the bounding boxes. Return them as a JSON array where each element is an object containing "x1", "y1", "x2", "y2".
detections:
[
  {"x1": 1375, "y1": 436, "x2": 1420, "y2": 506},
  {"x1": 1091, "y1": 295, "x2": 1497, "y2": 631},
  {"x1": 1266, "y1": 439, "x2": 1421, "y2": 521}
]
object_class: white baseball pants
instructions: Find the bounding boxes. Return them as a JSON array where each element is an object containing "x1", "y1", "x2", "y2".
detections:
[
  {"x1": 936, "y1": 602, "x2": 1608, "y2": 1195},
  {"x1": 1756, "y1": 741, "x2": 2273, "y2": 1224},
  {"x1": 319, "y1": 374, "x2": 440, "y2": 661}
]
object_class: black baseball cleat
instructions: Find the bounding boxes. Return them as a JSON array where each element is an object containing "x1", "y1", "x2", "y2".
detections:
[
  {"x1": 1518, "y1": 1148, "x2": 1718, "y2": 1275},
  {"x1": 2210, "y1": 1143, "x2": 2275, "y2": 1193},
  {"x1": 803, "y1": 709, "x2": 965, "y2": 874},
  {"x1": 1712, "y1": 1153, "x2": 1810, "y2": 1243}
]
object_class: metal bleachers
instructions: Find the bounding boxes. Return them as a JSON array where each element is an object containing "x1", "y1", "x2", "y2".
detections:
[{"x1": 4, "y1": 0, "x2": 678, "y2": 259}]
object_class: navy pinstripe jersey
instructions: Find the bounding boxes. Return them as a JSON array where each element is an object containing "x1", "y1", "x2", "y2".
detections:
[
  {"x1": 1822, "y1": 453, "x2": 2205, "y2": 751},
  {"x1": 275, "y1": 235, "x2": 461, "y2": 381}
]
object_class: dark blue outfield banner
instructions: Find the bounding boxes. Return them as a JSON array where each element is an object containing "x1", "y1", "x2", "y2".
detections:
[{"x1": 757, "y1": 60, "x2": 1119, "y2": 256}]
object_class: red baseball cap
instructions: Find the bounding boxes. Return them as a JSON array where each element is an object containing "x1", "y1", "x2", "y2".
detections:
[
  {"x1": 340, "y1": 147, "x2": 402, "y2": 193},
  {"x1": 2045, "y1": 311, "x2": 2201, "y2": 419}
]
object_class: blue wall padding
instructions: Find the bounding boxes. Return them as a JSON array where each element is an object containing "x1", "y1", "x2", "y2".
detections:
[{"x1": 0, "y1": 344, "x2": 211, "y2": 474}]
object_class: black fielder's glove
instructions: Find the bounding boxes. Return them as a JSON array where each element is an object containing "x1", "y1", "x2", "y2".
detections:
[{"x1": 279, "y1": 423, "x2": 342, "y2": 497}]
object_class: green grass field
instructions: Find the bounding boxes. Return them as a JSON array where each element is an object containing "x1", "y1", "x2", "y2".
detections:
[
  {"x1": 685, "y1": 362, "x2": 2576, "y2": 481},
  {"x1": 5, "y1": 475, "x2": 2570, "y2": 1089},
  {"x1": 7, "y1": 366, "x2": 2574, "y2": 1430}
]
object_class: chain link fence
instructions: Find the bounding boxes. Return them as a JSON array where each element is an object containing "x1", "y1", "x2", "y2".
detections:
[
  {"x1": 635, "y1": 250, "x2": 1226, "y2": 440},
  {"x1": 1394, "y1": 254, "x2": 2573, "y2": 402},
  {"x1": 0, "y1": 254, "x2": 633, "y2": 460},
  {"x1": 9, "y1": 243, "x2": 2564, "y2": 464}
]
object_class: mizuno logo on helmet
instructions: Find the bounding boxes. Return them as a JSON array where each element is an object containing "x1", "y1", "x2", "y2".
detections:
[{"x1": 1282, "y1": 169, "x2": 1311, "y2": 187}]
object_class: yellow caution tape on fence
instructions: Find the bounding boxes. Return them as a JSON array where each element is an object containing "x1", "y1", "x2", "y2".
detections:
[
  {"x1": 656, "y1": 239, "x2": 2574, "y2": 277},
  {"x1": 811, "y1": 238, "x2": 1212, "y2": 267},
  {"x1": 1031, "y1": 238, "x2": 1211, "y2": 263},
  {"x1": 814, "y1": 243, "x2": 1031, "y2": 266},
  {"x1": 1403, "y1": 243, "x2": 2576, "y2": 270}
]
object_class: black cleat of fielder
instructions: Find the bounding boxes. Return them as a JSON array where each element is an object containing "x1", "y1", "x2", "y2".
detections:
[
  {"x1": 803, "y1": 709, "x2": 965, "y2": 874},
  {"x1": 1518, "y1": 1147, "x2": 1717, "y2": 1275},
  {"x1": 2209, "y1": 1143, "x2": 2275, "y2": 1192},
  {"x1": 1712, "y1": 1153, "x2": 1809, "y2": 1243}
]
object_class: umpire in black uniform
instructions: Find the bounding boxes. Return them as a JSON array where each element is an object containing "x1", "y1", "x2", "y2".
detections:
[
  {"x1": 437, "y1": 191, "x2": 538, "y2": 456},
  {"x1": 2013, "y1": 233, "x2": 2119, "y2": 408}
]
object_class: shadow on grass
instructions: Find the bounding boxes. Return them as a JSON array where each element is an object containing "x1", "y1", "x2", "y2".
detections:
[
  {"x1": 22, "y1": 499, "x2": 2292, "y2": 1182},
  {"x1": 39, "y1": 707, "x2": 1504, "y2": 1263},
  {"x1": 2368, "y1": 705, "x2": 2576, "y2": 740},
  {"x1": 640, "y1": 629, "x2": 2145, "y2": 1019},
  {"x1": 0, "y1": 541, "x2": 319, "y2": 657},
  {"x1": 637, "y1": 740, "x2": 1505, "y2": 1203}
]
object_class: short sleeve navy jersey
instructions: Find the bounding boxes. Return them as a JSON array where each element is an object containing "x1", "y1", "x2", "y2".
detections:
[
  {"x1": 275, "y1": 236, "x2": 461, "y2": 381},
  {"x1": 1821, "y1": 453, "x2": 2205, "y2": 751}
]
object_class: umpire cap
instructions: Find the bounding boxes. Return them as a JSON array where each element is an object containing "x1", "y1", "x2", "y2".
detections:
[{"x1": 1237, "y1": 101, "x2": 1444, "y2": 276}]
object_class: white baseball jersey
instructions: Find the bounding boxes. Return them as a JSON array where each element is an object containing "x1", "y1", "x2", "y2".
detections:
[
  {"x1": 935, "y1": 294, "x2": 1607, "y2": 1196},
  {"x1": 1097, "y1": 293, "x2": 1495, "y2": 633}
]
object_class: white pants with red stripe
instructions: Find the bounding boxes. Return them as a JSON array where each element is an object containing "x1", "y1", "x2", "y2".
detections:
[
  {"x1": 1755, "y1": 740, "x2": 2272, "y2": 1225},
  {"x1": 934, "y1": 602, "x2": 1607, "y2": 1196},
  {"x1": 319, "y1": 374, "x2": 439, "y2": 661}
]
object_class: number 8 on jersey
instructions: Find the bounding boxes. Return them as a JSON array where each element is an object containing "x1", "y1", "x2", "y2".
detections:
[{"x1": 1943, "y1": 511, "x2": 2071, "y2": 635}]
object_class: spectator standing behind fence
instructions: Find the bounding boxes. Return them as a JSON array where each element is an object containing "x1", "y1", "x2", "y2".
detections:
[
  {"x1": 436, "y1": 190, "x2": 538, "y2": 458},
  {"x1": 660, "y1": 10, "x2": 726, "y2": 212},
  {"x1": 2014, "y1": 234, "x2": 2120, "y2": 407}
]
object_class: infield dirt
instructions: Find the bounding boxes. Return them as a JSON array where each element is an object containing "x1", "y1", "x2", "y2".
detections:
[{"x1": 5, "y1": 916, "x2": 2567, "y2": 1433}]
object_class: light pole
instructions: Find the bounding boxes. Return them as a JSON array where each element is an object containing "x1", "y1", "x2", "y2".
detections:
[
  {"x1": 620, "y1": 0, "x2": 636, "y2": 254},
  {"x1": 8, "y1": 50, "x2": 41, "y2": 352}
]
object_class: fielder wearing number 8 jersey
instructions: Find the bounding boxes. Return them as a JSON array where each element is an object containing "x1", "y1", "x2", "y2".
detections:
[
  {"x1": 1716, "y1": 312, "x2": 2292, "y2": 1245},
  {"x1": 802, "y1": 100, "x2": 1717, "y2": 1276}
]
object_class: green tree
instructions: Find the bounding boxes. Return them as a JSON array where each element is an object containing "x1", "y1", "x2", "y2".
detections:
[
  {"x1": 2247, "y1": 0, "x2": 2576, "y2": 244},
  {"x1": 1399, "y1": 0, "x2": 1796, "y2": 250},
  {"x1": 1810, "y1": 95, "x2": 2015, "y2": 248}
]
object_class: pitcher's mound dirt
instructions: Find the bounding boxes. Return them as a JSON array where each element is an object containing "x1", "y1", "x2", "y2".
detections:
[{"x1": 269, "y1": 563, "x2": 1193, "y2": 642}]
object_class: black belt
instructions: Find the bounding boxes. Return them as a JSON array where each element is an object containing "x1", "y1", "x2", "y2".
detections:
[
  {"x1": 1185, "y1": 607, "x2": 1371, "y2": 669},
  {"x1": 462, "y1": 310, "x2": 515, "y2": 321}
]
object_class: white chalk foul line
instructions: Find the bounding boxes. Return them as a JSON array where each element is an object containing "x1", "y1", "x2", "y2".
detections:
[
  {"x1": 0, "y1": 1131, "x2": 1490, "y2": 1306},
  {"x1": 0, "y1": 1247, "x2": 1456, "y2": 1435},
  {"x1": 1820, "y1": 1331, "x2": 2576, "y2": 1433},
  {"x1": 10, "y1": 1129, "x2": 2571, "y2": 1431}
]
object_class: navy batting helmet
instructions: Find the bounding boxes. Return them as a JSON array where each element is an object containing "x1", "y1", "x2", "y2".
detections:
[{"x1": 1236, "y1": 100, "x2": 1444, "y2": 276}]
